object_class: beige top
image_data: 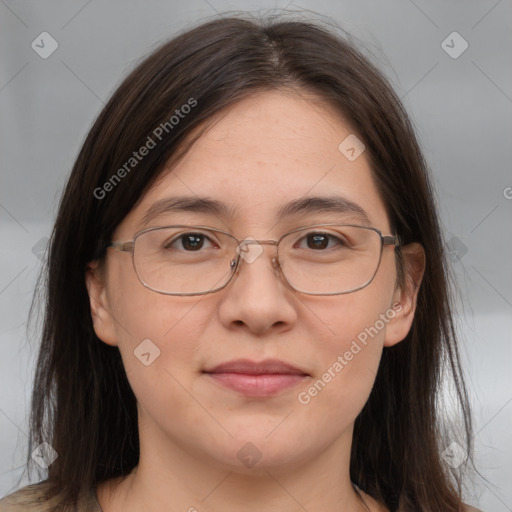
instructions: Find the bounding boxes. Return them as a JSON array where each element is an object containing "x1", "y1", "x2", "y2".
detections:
[
  {"x1": 0, "y1": 482, "x2": 484, "y2": 511},
  {"x1": 0, "y1": 482, "x2": 102, "y2": 512}
]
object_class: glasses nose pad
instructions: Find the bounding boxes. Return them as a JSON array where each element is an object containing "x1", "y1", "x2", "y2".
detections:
[
  {"x1": 230, "y1": 248, "x2": 280, "y2": 274},
  {"x1": 271, "y1": 256, "x2": 282, "y2": 276}
]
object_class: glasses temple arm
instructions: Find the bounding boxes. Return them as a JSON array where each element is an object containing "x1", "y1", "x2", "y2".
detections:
[
  {"x1": 382, "y1": 235, "x2": 400, "y2": 246},
  {"x1": 106, "y1": 241, "x2": 135, "y2": 253}
]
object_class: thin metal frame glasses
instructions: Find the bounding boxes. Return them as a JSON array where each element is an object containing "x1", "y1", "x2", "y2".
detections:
[{"x1": 107, "y1": 223, "x2": 400, "y2": 296}]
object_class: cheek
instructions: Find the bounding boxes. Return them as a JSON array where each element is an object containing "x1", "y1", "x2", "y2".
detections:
[
  {"x1": 110, "y1": 292, "x2": 217, "y2": 440},
  {"x1": 106, "y1": 261, "x2": 212, "y2": 386},
  {"x1": 307, "y1": 295, "x2": 387, "y2": 377},
  {"x1": 298, "y1": 264, "x2": 397, "y2": 413},
  {"x1": 305, "y1": 278, "x2": 395, "y2": 362},
  {"x1": 293, "y1": 319, "x2": 380, "y2": 439}
]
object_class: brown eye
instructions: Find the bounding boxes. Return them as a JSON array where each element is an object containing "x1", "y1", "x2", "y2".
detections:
[
  {"x1": 296, "y1": 232, "x2": 344, "y2": 250},
  {"x1": 181, "y1": 234, "x2": 205, "y2": 251},
  {"x1": 165, "y1": 233, "x2": 214, "y2": 251}
]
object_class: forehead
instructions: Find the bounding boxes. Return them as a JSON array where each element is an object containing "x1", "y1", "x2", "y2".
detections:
[{"x1": 119, "y1": 90, "x2": 390, "y2": 235}]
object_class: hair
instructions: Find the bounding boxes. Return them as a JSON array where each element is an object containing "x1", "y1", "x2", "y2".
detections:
[{"x1": 14, "y1": 13, "x2": 472, "y2": 512}]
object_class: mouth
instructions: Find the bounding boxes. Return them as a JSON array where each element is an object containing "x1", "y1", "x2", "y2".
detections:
[{"x1": 202, "y1": 359, "x2": 310, "y2": 397}]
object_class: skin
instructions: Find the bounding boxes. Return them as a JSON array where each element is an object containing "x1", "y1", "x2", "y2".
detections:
[{"x1": 86, "y1": 89, "x2": 425, "y2": 512}]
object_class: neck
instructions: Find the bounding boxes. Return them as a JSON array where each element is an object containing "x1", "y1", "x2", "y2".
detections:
[{"x1": 97, "y1": 422, "x2": 382, "y2": 511}]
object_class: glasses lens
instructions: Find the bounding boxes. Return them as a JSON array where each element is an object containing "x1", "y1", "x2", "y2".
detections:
[
  {"x1": 278, "y1": 225, "x2": 382, "y2": 294},
  {"x1": 133, "y1": 227, "x2": 237, "y2": 294}
]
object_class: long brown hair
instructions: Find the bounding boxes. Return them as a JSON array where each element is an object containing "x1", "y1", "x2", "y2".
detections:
[{"x1": 18, "y1": 14, "x2": 472, "y2": 511}]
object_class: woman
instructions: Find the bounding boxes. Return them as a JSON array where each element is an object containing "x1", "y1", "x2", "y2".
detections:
[{"x1": 0, "y1": 15, "x2": 480, "y2": 512}]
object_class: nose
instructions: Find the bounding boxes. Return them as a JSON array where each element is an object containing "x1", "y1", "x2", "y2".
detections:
[{"x1": 217, "y1": 239, "x2": 298, "y2": 335}]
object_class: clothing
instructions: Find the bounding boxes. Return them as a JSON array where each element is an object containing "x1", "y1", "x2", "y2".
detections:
[
  {"x1": 0, "y1": 483, "x2": 102, "y2": 511},
  {"x1": 0, "y1": 483, "x2": 484, "y2": 511}
]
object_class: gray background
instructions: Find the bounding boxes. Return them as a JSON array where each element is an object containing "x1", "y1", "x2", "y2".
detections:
[{"x1": 1, "y1": 1, "x2": 511, "y2": 510}]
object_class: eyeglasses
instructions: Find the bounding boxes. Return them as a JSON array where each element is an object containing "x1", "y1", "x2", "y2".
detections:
[{"x1": 106, "y1": 224, "x2": 399, "y2": 296}]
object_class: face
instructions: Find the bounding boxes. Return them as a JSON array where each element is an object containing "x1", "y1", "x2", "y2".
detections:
[{"x1": 87, "y1": 90, "x2": 421, "y2": 476}]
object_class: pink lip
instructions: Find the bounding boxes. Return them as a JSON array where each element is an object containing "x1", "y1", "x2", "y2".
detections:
[{"x1": 203, "y1": 359, "x2": 309, "y2": 397}]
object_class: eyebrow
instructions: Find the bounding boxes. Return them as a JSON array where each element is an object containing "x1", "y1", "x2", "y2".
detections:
[{"x1": 138, "y1": 194, "x2": 371, "y2": 228}]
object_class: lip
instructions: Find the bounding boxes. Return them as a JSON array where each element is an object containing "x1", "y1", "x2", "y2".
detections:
[
  {"x1": 204, "y1": 358, "x2": 308, "y2": 375},
  {"x1": 203, "y1": 359, "x2": 310, "y2": 397}
]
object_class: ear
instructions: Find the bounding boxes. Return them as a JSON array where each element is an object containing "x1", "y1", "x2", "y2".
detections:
[
  {"x1": 384, "y1": 242, "x2": 426, "y2": 347},
  {"x1": 85, "y1": 260, "x2": 118, "y2": 346}
]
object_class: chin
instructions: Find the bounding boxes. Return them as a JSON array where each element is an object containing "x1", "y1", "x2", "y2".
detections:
[{"x1": 204, "y1": 428, "x2": 318, "y2": 475}]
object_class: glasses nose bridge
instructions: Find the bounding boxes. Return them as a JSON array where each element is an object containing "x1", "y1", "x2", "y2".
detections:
[
  {"x1": 243, "y1": 239, "x2": 279, "y2": 247},
  {"x1": 236, "y1": 238, "x2": 281, "y2": 267}
]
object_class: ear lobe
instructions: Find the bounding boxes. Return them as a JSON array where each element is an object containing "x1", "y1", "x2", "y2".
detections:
[
  {"x1": 384, "y1": 242, "x2": 426, "y2": 347},
  {"x1": 85, "y1": 261, "x2": 118, "y2": 346}
]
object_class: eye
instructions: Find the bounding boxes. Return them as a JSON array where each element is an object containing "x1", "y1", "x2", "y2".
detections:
[
  {"x1": 165, "y1": 232, "x2": 216, "y2": 251},
  {"x1": 295, "y1": 232, "x2": 346, "y2": 250}
]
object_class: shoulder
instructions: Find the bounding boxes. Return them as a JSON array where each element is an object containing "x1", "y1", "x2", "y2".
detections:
[
  {"x1": 0, "y1": 482, "x2": 101, "y2": 512},
  {"x1": 0, "y1": 482, "x2": 50, "y2": 511},
  {"x1": 462, "y1": 504, "x2": 483, "y2": 512},
  {"x1": 393, "y1": 502, "x2": 483, "y2": 512}
]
